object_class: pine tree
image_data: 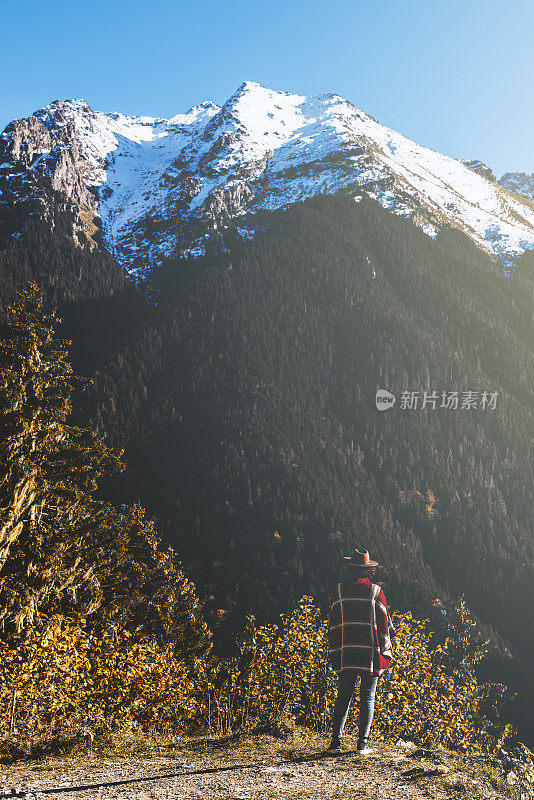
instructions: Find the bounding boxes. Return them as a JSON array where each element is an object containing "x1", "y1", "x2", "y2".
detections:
[
  {"x1": 94, "y1": 500, "x2": 211, "y2": 655},
  {"x1": 0, "y1": 284, "x2": 120, "y2": 631},
  {"x1": 0, "y1": 284, "x2": 210, "y2": 659}
]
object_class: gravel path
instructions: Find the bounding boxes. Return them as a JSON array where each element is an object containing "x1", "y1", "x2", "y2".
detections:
[{"x1": 0, "y1": 743, "x2": 505, "y2": 799}]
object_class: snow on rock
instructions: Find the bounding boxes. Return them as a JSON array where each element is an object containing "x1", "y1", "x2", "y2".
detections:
[
  {"x1": 499, "y1": 172, "x2": 534, "y2": 202},
  {"x1": 1, "y1": 82, "x2": 534, "y2": 274}
]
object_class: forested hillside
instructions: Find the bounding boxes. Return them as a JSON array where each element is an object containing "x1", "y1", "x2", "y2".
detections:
[
  {"x1": 1, "y1": 193, "x2": 532, "y2": 739},
  {"x1": 0, "y1": 284, "x2": 521, "y2": 772},
  {"x1": 0, "y1": 205, "x2": 127, "y2": 313},
  {"x1": 62, "y1": 196, "x2": 533, "y2": 645}
]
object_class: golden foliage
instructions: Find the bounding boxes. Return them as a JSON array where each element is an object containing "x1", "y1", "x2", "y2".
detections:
[
  {"x1": 196, "y1": 597, "x2": 337, "y2": 736},
  {"x1": 425, "y1": 489, "x2": 437, "y2": 518},
  {"x1": 0, "y1": 596, "x2": 515, "y2": 756},
  {"x1": 0, "y1": 615, "x2": 200, "y2": 739},
  {"x1": 375, "y1": 611, "x2": 511, "y2": 751},
  {"x1": 194, "y1": 597, "x2": 512, "y2": 753}
]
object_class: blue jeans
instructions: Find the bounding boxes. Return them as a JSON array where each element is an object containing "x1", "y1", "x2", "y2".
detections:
[{"x1": 331, "y1": 672, "x2": 379, "y2": 741}]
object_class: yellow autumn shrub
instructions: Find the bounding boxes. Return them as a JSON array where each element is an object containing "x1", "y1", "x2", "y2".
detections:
[
  {"x1": 374, "y1": 611, "x2": 512, "y2": 751},
  {"x1": 195, "y1": 597, "x2": 512, "y2": 752},
  {"x1": 195, "y1": 597, "x2": 338, "y2": 735},
  {"x1": 0, "y1": 614, "x2": 200, "y2": 739},
  {"x1": 0, "y1": 597, "x2": 513, "y2": 755}
]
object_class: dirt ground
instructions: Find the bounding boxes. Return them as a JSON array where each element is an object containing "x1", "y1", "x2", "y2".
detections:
[{"x1": 0, "y1": 734, "x2": 511, "y2": 799}]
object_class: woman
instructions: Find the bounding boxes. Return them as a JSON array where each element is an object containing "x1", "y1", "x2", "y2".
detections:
[{"x1": 327, "y1": 548, "x2": 395, "y2": 755}]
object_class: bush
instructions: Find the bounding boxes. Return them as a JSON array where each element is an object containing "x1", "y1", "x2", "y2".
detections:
[
  {"x1": 0, "y1": 614, "x2": 201, "y2": 745},
  {"x1": 195, "y1": 597, "x2": 513, "y2": 752},
  {"x1": 375, "y1": 611, "x2": 512, "y2": 751},
  {"x1": 0, "y1": 596, "x2": 515, "y2": 756},
  {"x1": 196, "y1": 597, "x2": 337, "y2": 735}
]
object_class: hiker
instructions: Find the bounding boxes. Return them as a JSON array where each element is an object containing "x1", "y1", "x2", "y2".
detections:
[{"x1": 326, "y1": 548, "x2": 395, "y2": 755}]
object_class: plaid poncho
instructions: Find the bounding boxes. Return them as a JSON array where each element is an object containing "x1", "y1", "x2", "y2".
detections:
[{"x1": 328, "y1": 577, "x2": 395, "y2": 676}]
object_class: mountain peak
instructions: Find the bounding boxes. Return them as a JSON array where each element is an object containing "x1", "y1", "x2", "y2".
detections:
[
  {"x1": 1, "y1": 83, "x2": 534, "y2": 274},
  {"x1": 168, "y1": 101, "x2": 220, "y2": 127},
  {"x1": 39, "y1": 98, "x2": 94, "y2": 118},
  {"x1": 232, "y1": 80, "x2": 299, "y2": 98},
  {"x1": 223, "y1": 81, "x2": 303, "y2": 107},
  {"x1": 461, "y1": 159, "x2": 497, "y2": 182},
  {"x1": 235, "y1": 80, "x2": 268, "y2": 93}
]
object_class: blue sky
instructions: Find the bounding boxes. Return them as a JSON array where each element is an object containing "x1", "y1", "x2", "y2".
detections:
[{"x1": 1, "y1": 0, "x2": 532, "y2": 176}]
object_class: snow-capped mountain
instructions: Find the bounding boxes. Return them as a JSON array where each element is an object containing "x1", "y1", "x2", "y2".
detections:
[
  {"x1": 498, "y1": 172, "x2": 534, "y2": 202},
  {"x1": 1, "y1": 81, "x2": 534, "y2": 275},
  {"x1": 461, "y1": 159, "x2": 497, "y2": 183}
]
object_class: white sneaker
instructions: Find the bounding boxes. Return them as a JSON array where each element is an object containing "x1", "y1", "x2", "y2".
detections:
[{"x1": 357, "y1": 744, "x2": 374, "y2": 755}]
